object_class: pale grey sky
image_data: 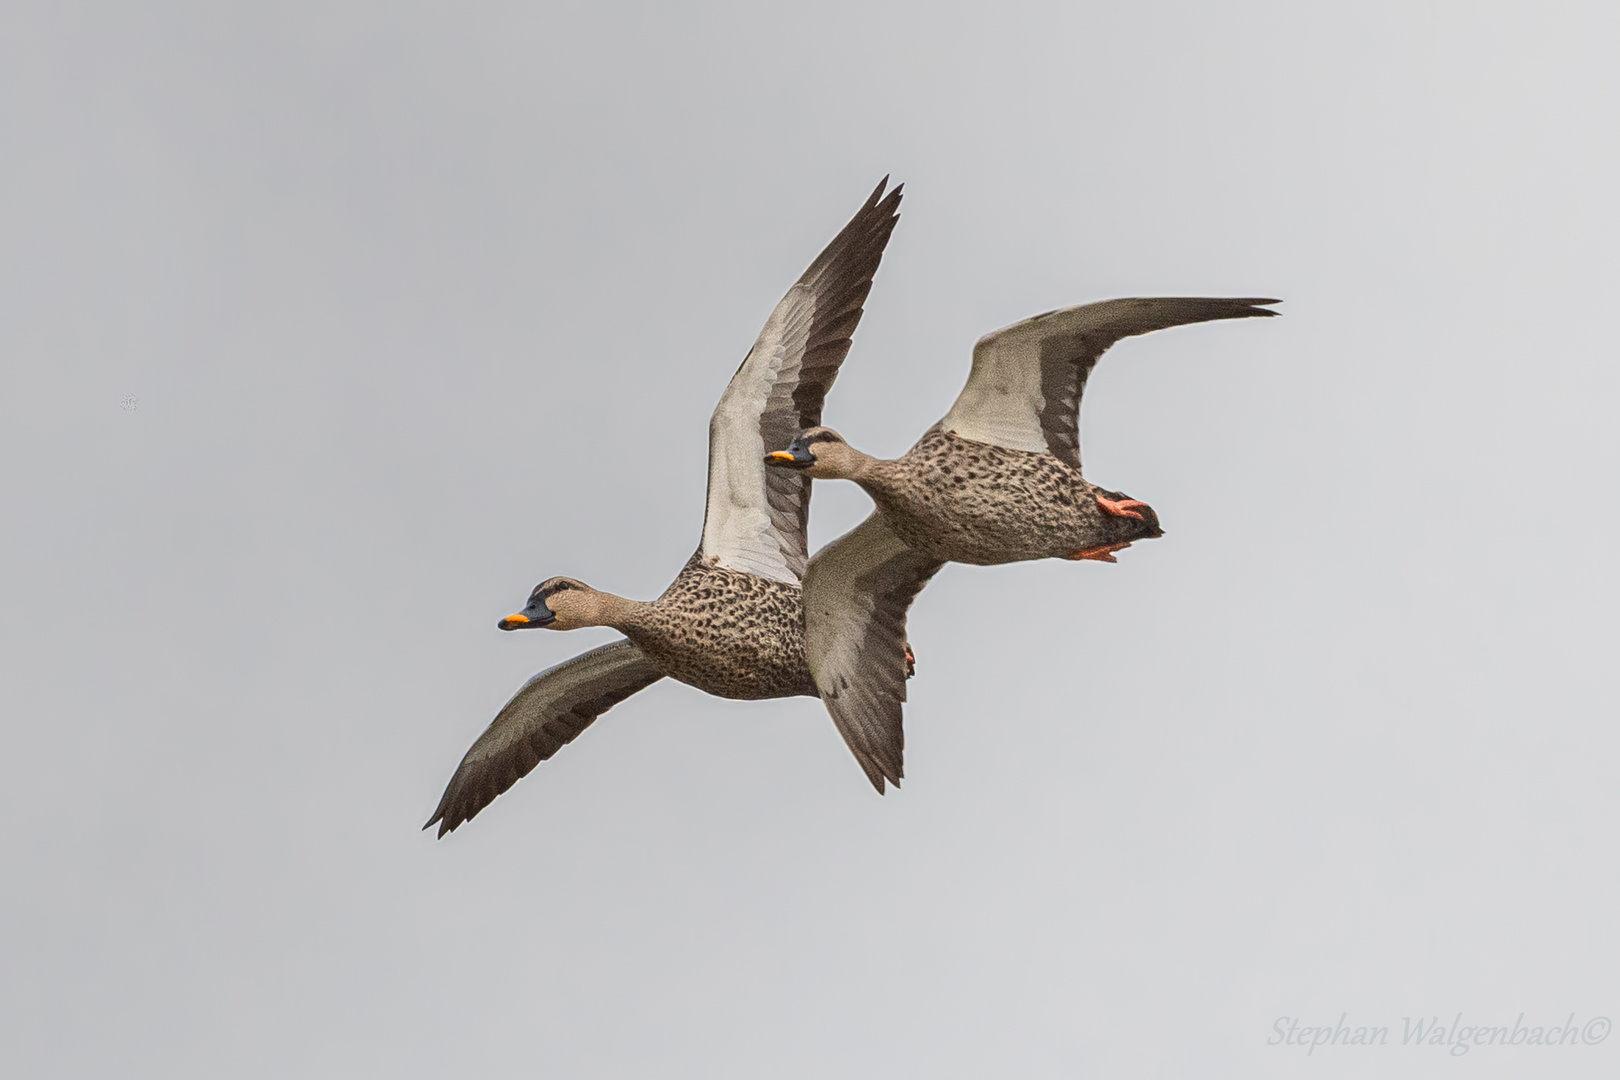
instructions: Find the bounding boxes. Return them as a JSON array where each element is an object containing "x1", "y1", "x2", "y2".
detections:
[{"x1": 3, "y1": 2, "x2": 1618, "y2": 1077}]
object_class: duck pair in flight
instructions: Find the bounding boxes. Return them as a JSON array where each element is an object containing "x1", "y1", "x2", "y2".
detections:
[{"x1": 425, "y1": 179, "x2": 1277, "y2": 836}]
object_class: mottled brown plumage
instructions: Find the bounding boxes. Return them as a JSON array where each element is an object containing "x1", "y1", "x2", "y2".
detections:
[
  {"x1": 857, "y1": 426, "x2": 1162, "y2": 565},
  {"x1": 626, "y1": 554, "x2": 814, "y2": 700}
]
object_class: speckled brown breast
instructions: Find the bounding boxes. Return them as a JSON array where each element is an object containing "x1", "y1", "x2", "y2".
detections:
[
  {"x1": 863, "y1": 428, "x2": 1162, "y2": 565},
  {"x1": 620, "y1": 557, "x2": 815, "y2": 701}
]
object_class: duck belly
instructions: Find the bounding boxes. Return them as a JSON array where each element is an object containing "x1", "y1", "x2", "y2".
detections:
[
  {"x1": 871, "y1": 435, "x2": 1083, "y2": 564},
  {"x1": 880, "y1": 490, "x2": 1085, "y2": 564},
  {"x1": 877, "y1": 432, "x2": 1154, "y2": 565},
  {"x1": 631, "y1": 566, "x2": 816, "y2": 700}
]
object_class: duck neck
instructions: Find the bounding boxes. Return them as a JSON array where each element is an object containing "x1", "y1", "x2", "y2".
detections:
[
  {"x1": 843, "y1": 450, "x2": 899, "y2": 502},
  {"x1": 583, "y1": 590, "x2": 653, "y2": 633},
  {"x1": 821, "y1": 444, "x2": 882, "y2": 487}
]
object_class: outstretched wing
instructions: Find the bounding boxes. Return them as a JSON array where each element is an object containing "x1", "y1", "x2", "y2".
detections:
[
  {"x1": 804, "y1": 514, "x2": 944, "y2": 792},
  {"x1": 701, "y1": 178, "x2": 904, "y2": 583},
  {"x1": 940, "y1": 297, "x2": 1280, "y2": 467},
  {"x1": 425, "y1": 641, "x2": 664, "y2": 837}
]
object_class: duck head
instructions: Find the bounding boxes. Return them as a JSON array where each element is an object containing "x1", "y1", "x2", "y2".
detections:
[
  {"x1": 763, "y1": 427, "x2": 863, "y2": 479},
  {"x1": 499, "y1": 577, "x2": 599, "y2": 631}
]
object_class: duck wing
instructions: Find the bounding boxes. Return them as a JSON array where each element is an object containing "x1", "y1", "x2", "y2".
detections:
[
  {"x1": 700, "y1": 178, "x2": 903, "y2": 583},
  {"x1": 804, "y1": 514, "x2": 943, "y2": 792},
  {"x1": 940, "y1": 297, "x2": 1279, "y2": 468},
  {"x1": 425, "y1": 640, "x2": 664, "y2": 836}
]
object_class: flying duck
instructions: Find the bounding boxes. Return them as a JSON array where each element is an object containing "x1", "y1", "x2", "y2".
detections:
[{"x1": 426, "y1": 179, "x2": 924, "y2": 835}]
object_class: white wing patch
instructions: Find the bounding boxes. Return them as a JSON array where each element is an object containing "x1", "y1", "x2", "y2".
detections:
[
  {"x1": 939, "y1": 327, "x2": 1050, "y2": 453},
  {"x1": 700, "y1": 286, "x2": 813, "y2": 584}
]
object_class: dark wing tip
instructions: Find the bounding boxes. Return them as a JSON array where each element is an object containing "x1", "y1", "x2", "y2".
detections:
[
  {"x1": 857, "y1": 740, "x2": 904, "y2": 793},
  {"x1": 869, "y1": 177, "x2": 903, "y2": 223},
  {"x1": 865, "y1": 770, "x2": 901, "y2": 795},
  {"x1": 849, "y1": 745, "x2": 891, "y2": 793},
  {"x1": 424, "y1": 778, "x2": 506, "y2": 839},
  {"x1": 423, "y1": 801, "x2": 459, "y2": 839},
  {"x1": 1151, "y1": 297, "x2": 1282, "y2": 325},
  {"x1": 424, "y1": 784, "x2": 480, "y2": 838},
  {"x1": 866, "y1": 174, "x2": 902, "y2": 207}
]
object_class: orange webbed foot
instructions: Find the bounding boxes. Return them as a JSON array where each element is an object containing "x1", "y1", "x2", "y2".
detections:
[
  {"x1": 1065, "y1": 541, "x2": 1132, "y2": 563},
  {"x1": 1096, "y1": 495, "x2": 1149, "y2": 521}
]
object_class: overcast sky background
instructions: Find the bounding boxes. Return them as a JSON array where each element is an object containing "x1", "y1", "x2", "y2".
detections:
[{"x1": 3, "y1": 2, "x2": 1618, "y2": 1077}]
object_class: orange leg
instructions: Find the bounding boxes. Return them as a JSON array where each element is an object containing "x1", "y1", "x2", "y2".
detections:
[
  {"x1": 1065, "y1": 541, "x2": 1132, "y2": 563},
  {"x1": 1096, "y1": 495, "x2": 1149, "y2": 521},
  {"x1": 904, "y1": 644, "x2": 916, "y2": 677}
]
